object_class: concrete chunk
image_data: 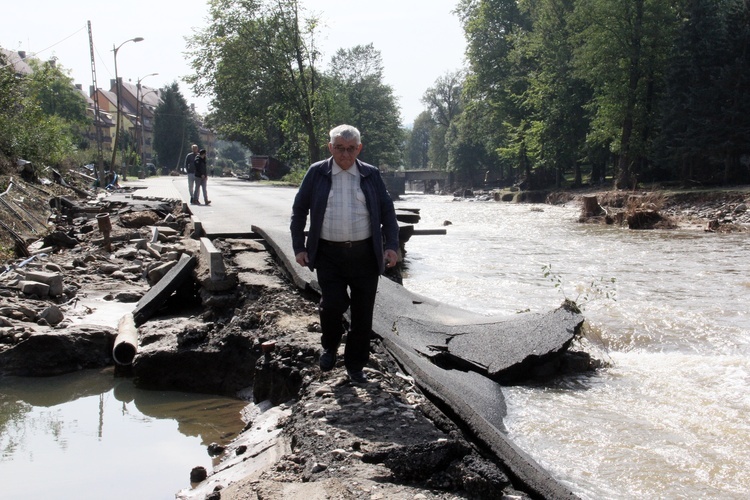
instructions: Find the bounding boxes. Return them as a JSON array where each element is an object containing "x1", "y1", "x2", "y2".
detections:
[
  {"x1": 24, "y1": 270, "x2": 63, "y2": 296},
  {"x1": 192, "y1": 216, "x2": 204, "y2": 237},
  {"x1": 19, "y1": 280, "x2": 50, "y2": 297},
  {"x1": 147, "y1": 260, "x2": 177, "y2": 284},
  {"x1": 200, "y1": 237, "x2": 226, "y2": 280}
]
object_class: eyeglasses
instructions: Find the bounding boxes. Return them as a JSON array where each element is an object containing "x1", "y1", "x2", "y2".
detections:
[{"x1": 333, "y1": 145, "x2": 359, "y2": 155}]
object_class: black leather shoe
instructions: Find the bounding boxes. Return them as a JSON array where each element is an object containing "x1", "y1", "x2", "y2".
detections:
[
  {"x1": 347, "y1": 369, "x2": 368, "y2": 384},
  {"x1": 319, "y1": 348, "x2": 337, "y2": 371}
]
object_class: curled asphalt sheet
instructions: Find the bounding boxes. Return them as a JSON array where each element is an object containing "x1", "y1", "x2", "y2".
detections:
[{"x1": 256, "y1": 226, "x2": 582, "y2": 499}]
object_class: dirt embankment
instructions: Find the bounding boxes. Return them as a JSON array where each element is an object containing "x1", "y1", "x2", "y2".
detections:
[{"x1": 545, "y1": 186, "x2": 750, "y2": 231}]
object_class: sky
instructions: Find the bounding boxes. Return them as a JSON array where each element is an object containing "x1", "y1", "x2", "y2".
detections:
[{"x1": 4, "y1": 0, "x2": 467, "y2": 127}]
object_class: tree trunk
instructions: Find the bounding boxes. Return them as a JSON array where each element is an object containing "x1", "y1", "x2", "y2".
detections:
[
  {"x1": 582, "y1": 196, "x2": 606, "y2": 217},
  {"x1": 615, "y1": 0, "x2": 644, "y2": 191}
]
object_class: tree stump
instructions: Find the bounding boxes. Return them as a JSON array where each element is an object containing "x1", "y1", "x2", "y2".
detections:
[{"x1": 582, "y1": 196, "x2": 606, "y2": 218}]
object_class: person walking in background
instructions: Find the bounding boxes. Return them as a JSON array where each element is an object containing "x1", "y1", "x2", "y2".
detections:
[
  {"x1": 290, "y1": 124, "x2": 399, "y2": 384},
  {"x1": 192, "y1": 149, "x2": 210, "y2": 205},
  {"x1": 185, "y1": 144, "x2": 199, "y2": 204}
]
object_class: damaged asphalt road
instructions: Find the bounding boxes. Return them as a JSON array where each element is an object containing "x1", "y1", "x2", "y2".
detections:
[{"x1": 250, "y1": 215, "x2": 586, "y2": 500}]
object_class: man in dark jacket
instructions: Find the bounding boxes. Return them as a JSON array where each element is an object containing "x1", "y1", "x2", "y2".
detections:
[
  {"x1": 192, "y1": 149, "x2": 210, "y2": 205},
  {"x1": 290, "y1": 124, "x2": 399, "y2": 384},
  {"x1": 185, "y1": 144, "x2": 199, "y2": 204}
]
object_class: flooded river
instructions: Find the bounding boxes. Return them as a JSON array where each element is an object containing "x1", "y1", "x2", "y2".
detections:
[{"x1": 397, "y1": 193, "x2": 750, "y2": 499}]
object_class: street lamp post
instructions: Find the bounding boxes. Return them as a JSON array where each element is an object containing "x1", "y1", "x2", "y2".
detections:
[
  {"x1": 110, "y1": 36, "x2": 144, "y2": 182},
  {"x1": 136, "y1": 73, "x2": 158, "y2": 176}
]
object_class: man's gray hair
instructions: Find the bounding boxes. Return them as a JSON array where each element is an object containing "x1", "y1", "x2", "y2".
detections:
[{"x1": 329, "y1": 124, "x2": 361, "y2": 145}]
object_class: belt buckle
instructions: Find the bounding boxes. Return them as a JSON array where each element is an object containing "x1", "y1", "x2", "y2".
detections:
[{"x1": 343, "y1": 241, "x2": 353, "y2": 248}]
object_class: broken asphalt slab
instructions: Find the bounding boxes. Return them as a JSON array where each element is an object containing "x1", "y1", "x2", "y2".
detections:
[{"x1": 390, "y1": 307, "x2": 583, "y2": 383}]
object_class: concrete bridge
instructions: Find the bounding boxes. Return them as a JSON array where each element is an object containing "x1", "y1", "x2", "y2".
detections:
[{"x1": 383, "y1": 169, "x2": 454, "y2": 196}]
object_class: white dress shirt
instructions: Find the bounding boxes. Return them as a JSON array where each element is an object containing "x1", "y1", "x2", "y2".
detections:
[{"x1": 321, "y1": 161, "x2": 372, "y2": 242}]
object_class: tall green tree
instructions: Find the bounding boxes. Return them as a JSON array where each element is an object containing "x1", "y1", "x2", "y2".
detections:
[
  {"x1": 446, "y1": 107, "x2": 494, "y2": 186},
  {"x1": 153, "y1": 83, "x2": 200, "y2": 171},
  {"x1": 421, "y1": 71, "x2": 465, "y2": 170},
  {"x1": 571, "y1": 0, "x2": 677, "y2": 188},
  {"x1": 26, "y1": 60, "x2": 88, "y2": 125},
  {"x1": 660, "y1": 0, "x2": 750, "y2": 184},
  {"x1": 516, "y1": 0, "x2": 591, "y2": 188},
  {"x1": 326, "y1": 44, "x2": 403, "y2": 168},
  {"x1": 0, "y1": 56, "x2": 88, "y2": 167},
  {"x1": 406, "y1": 111, "x2": 435, "y2": 168},
  {"x1": 187, "y1": 0, "x2": 325, "y2": 166},
  {"x1": 422, "y1": 70, "x2": 464, "y2": 128},
  {"x1": 457, "y1": 0, "x2": 533, "y2": 181}
]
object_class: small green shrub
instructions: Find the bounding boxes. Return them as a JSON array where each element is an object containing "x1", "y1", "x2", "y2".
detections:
[
  {"x1": 542, "y1": 263, "x2": 617, "y2": 312},
  {"x1": 281, "y1": 167, "x2": 307, "y2": 186}
]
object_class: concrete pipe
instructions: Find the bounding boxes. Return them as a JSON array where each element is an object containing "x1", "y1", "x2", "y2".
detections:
[
  {"x1": 96, "y1": 212, "x2": 112, "y2": 232},
  {"x1": 96, "y1": 213, "x2": 112, "y2": 251},
  {"x1": 113, "y1": 313, "x2": 139, "y2": 365}
]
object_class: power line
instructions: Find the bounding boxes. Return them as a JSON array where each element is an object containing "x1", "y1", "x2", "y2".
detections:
[{"x1": 0, "y1": 24, "x2": 88, "y2": 71}]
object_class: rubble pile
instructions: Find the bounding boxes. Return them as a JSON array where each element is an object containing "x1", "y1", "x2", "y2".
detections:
[
  {"x1": 0, "y1": 190, "x2": 197, "y2": 372},
  {"x1": 574, "y1": 189, "x2": 750, "y2": 231}
]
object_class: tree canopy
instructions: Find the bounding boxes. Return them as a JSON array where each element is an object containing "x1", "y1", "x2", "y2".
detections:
[
  {"x1": 187, "y1": 0, "x2": 403, "y2": 169},
  {"x1": 413, "y1": 0, "x2": 750, "y2": 189},
  {"x1": 326, "y1": 44, "x2": 403, "y2": 168},
  {"x1": 0, "y1": 56, "x2": 90, "y2": 168}
]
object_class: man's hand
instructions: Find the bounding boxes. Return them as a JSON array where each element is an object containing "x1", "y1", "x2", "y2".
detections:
[
  {"x1": 295, "y1": 251, "x2": 309, "y2": 267},
  {"x1": 384, "y1": 249, "x2": 398, "y2": 268}
]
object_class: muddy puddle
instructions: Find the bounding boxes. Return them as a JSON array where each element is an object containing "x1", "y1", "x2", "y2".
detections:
[{"x1": 0, "y1": 368, "x2": 249, "y2": 499}]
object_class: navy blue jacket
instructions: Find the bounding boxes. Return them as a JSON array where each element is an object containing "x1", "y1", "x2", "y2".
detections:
[
  {"x1": 290, "y1": 157, "x2": 399, "y2": 275},
  {"x1": 194, "y1": 155, "x2": 207, "y2": 177}
]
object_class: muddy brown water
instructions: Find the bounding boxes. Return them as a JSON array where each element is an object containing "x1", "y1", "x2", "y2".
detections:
[
  {"x1": 399, "y1": 193, "x2": 750, "y2": 499},
  {"x1": 0, "y1": 368, "x2": 247, "y2": 499},
  {"x1": 1, "y1": 295, "x2": 247, "y2": 499}
]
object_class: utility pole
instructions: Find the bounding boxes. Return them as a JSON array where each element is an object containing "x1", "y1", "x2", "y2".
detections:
[{"x1": 87, "y1": 21, "x2": 105, "y2": 188}]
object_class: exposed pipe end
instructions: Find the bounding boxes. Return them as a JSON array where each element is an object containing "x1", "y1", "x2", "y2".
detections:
[
  {"x1": 114, "y1": 313, "x2": 139, "y2": 365},
  {"x1": 113, "y1": 342, "x2": 137, "y2": 366}
]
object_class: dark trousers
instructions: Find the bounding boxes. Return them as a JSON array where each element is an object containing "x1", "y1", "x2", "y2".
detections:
[{"x1": 315, "y1": 240, "x2": 379, "y2": 371}]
